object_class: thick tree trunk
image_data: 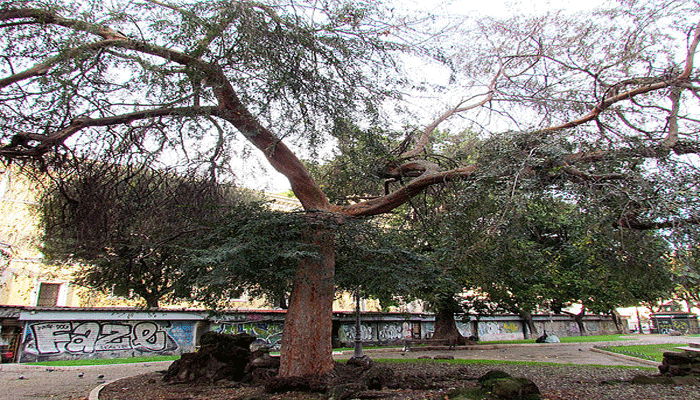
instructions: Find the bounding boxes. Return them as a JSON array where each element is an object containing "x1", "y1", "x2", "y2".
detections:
[
  {"x1": 278, "y1": 231, "x2": 336, "y2": 378},
  {"x1": 519, "y1": 311, "x2": 537, "y2": 338},
  {"x1": 432, "y1": 306, "x2": 467, "y2": 346}
]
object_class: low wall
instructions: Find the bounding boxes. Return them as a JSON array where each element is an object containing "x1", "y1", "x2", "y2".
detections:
[
  {"x1": 1, "y1": 306, "x2": 630, "y2": 362},
  {"x1": 13, "y1": 308, "x2": 201, "y2": 363},
  {"x1": 333, "y1": 313, "x2": 627, "y2": 346}
]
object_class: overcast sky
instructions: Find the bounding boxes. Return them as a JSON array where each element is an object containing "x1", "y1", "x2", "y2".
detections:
[{"x1": 419, "y1": 0, "x2": 606, "y2": 16}]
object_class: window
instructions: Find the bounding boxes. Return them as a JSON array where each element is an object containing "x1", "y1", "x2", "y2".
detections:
[{"x1": 36, "y1": 282, "x2": 61, "y2": 306}]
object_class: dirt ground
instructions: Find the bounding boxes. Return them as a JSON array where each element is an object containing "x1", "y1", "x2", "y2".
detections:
[
  {"x1": 3, "y1": 335, "x2": 699, "y2": 399},
  {"x1": 101, "y1": 336, "x2": 700, "y2": 400},
  {"x1": 99, "y1": 361, "x2": 700, "y2": 400}
]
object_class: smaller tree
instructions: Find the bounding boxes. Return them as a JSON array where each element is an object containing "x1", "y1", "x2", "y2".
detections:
[
  {"x1": 40, "y1": 159, "x2": 254, "y2": 307},
  {"x1": 669, "y1": 246, "x2": 700, "y2": 312}
]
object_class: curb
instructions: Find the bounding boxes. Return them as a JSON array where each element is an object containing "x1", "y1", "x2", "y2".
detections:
[
  {"x1": 89, "y1": 379, "x2": 119, "y2": 400},
  {"x1": 590, "y1": 347, "x2": 660, "y2": 367}
]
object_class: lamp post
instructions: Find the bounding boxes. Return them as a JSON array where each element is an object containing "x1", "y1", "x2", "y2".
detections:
[{"x1": 353, "y1": 286, "x2": 363, "y2": 358}]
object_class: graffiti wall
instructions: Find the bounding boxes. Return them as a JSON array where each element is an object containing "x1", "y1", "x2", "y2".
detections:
[
  {"x1": 212, "y1": 320, "x2": 284, "y2": 350},
  {"x1": 337, "y1": 321, "x2": 424, "y2": 346},
  {"x1": 532, "y1": 317, "x2": 624, "y2": 338},
  {"x1": 19, "y1": 320, "x2": 196, "y2": 362},
  {"x1": 475, "y1": 321, "x2": 523, "y2": 341}
]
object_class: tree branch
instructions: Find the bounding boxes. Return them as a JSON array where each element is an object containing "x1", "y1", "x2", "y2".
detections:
[
  {"x1": 335, "y1": 165, "x2": 479, "y2": 217},
  {"x1": 0, "y1": 106, "x2": 217, "y2": 158},
  {"x1": 0, "y1": 40, "x2": 119, "y2": 89},
  {"x1": 540, "y1": 21, "x2": 700, "y2": 134},
  {"x1": 401, "y1": 61, "x2": 507, "y2": 159}
]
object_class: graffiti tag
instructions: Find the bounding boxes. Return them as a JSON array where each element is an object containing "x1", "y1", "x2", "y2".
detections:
[{"x1": 26, "y1": 321, "x2": 177, "y2": 355}]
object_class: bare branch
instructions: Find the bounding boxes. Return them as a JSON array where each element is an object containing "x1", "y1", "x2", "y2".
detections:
[
  {"x1": 335, "y1": 164, "x2": 479, "y2": 217},
  {"x1": 0, "y1": 106, "x2": 217, "y2": 158},
  {"x1": 0, "y1": 40, "x2": 118, "y2": 89},
  {"x1": 540, "y1": 21, "x2": 700, "y2": 134},
  {"x1": 401, "y1": 62, "x2": 507, "y2": 159}
]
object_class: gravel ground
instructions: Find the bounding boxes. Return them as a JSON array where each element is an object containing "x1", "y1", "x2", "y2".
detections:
[{"x1": 99, "y1": 361, "x2": 700, "y2": 400}]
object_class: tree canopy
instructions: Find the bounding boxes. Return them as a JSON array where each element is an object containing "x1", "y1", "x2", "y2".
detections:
[{"x1": 2, "y1": 0, "x2": 700, "y2": 377}]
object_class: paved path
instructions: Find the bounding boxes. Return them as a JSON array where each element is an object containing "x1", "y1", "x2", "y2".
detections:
[
  {"x1": 1, "y1": 334, "x2": 697, "y2": 399},
  {"x1": 0, "y1": 361, "x2": 171, "y2": 400}
]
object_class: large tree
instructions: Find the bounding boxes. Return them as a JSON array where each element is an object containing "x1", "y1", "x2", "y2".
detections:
[{"x1": 1, "y1": 0, "x2": 699, "y2": 377}]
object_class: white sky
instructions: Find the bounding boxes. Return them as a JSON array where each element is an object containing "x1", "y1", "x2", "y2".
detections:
[{"x1": 404, "y1": 0, "x2": 606, "y2": 17}]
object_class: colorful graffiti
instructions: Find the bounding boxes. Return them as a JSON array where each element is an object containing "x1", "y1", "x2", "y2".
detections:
[
  {"x1": 477, "y1": 321, "x2": 523, "y2": 341},
  {"x1": 213, "y1": 321, "x2": 283, "y2": 350},
  {"x1": 21, "y1": 320, "x2": 191, "y2": 361}
]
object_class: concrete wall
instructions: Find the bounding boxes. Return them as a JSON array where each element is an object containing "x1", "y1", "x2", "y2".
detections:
[
  {"x1": 13, "y1": 308, "x2": 201, "y2": 362},
  {"x1": 2, "y1": 307, "x2": 630, "y2": 362}
]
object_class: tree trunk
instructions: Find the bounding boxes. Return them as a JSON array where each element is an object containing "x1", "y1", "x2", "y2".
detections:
[
  {"x1": 431, "y1": 305, "x2": 467, "y2": 346},
  {"x1": 610, "y1": 310, "x2": 625, "y2": 334},
  {"x1": 278, "y1": 231, "x2": 336, "y2": 378},
  {"x1": 519, "y1": 311, "x2": 537, "y2": 338},
  {"x1": 565, "y1": 309, "x2": 587, "y2": 336},
  {"x1": 574, "y1": 309, "x2": 586, "y2": 336}
]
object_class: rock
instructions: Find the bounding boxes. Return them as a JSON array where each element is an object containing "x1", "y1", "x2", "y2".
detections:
[
  {"x1": 544, "y1": 334, "x2": 560, "y2": 343},
  {"x1": 488, "y1": 377, "x2": 541, "y2": 400},
  {"x1": 478, "y1": 370, "x2": 512, "y2": 383},
  {"x1": 668, "y1": 329, "x2": 684, "y2": 336},
  {"x1": 433, "y1": 355, "x2": 455, "y2": 360}
]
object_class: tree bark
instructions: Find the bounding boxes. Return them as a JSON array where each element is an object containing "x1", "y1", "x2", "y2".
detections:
[
  {"x1": 610, "y1": 310, "x2": 625, "y2": 334},
  {"x1": 519, "y1": 311, "x2": 538, "y2": 338},
  {"x1": 278, "y1": 228, "x2": 336, "y2": 377},
  {"x1": 431, "y1": 304, "x2": 467, "y2": 346}
]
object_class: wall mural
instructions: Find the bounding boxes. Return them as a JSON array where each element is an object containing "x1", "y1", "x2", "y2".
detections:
[
  {"x1": 20, "y1": 320, "x2": 194, "y2": 362},
  {"x1": 338, "y1": 322, "x2": 417, "y2": 345},
  {"x1": 212, "y1": 321, "x2": 284, "y2": 350}
]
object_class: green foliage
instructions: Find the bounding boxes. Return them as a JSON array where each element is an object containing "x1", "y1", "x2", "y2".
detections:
[
  {"x1": 185, "y1": 209, "x2": 428, "y2": 309},
  {"x1": 0, "y1": 0, "x2": 401, "y2": 174},
  {"x1": 307, "y1": 121, "x2": 404, "y2": 204},
  {"x1": 40, "y1": 159, "x2": 258, "y2": 307}
]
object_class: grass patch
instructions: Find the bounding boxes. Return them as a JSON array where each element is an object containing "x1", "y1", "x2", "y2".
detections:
[
  {"x1": 26, "y1": 354, "x2": 179, "y2": 367},
  {"x1": 596, "y1": 343, "x2": 688, "y2": 363},
  {"x1": 375, "y1": 358, "x2": 655, "y2": 370},
  {"x1": 481, "y1": 334, "x2": 631, "y2": 345}
]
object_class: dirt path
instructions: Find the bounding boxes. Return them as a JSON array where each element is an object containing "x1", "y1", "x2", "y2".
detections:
[{"x1": 1, "y1": 334, "x2": 696, "y2": 399}]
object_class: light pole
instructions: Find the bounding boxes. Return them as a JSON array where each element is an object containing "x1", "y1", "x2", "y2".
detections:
[{"x1": 353, "y1": 286, "x2": 363, "y2": 358}]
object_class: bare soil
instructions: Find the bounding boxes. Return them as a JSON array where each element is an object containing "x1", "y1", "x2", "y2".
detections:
[{"x1": 99, "y1": 360, "x2": 700, "y2": 400}]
